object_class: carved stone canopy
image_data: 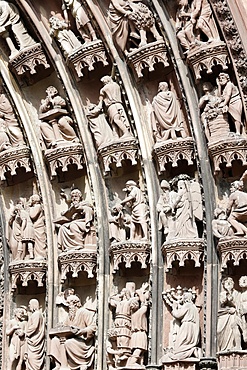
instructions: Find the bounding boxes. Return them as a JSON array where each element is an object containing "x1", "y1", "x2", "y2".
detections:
[
  {"x1": 162, "y1": 239, "x2": 204, "y2": 272},
  {"x1": 58, "y1": 250, "x2": 97, "y2": 282},
  {"x1": 208, "y1": 136, "x2": 247, "y2": 175},
  {"x1": 67, "y1": 40, "x2": 108, "y2": 79},
  {"x1": 217, "y1": 351, "x2": 247, "y2": 370},
  {"x1": 126, "y1": 41, "x2": 169, "y2": 79},
  {"x1": 109, "y1": 240, "x2": 151, "y2": 273},
  {"x1": 217, "y1": 237, "x2": 247, "y2": 271},
  {"x1": 153, "y1": 138, "x2": 195, "y2": 174},
  {"x1": 186, "y1": 42, "x2": 229, "y2": 81},
  {"x1": 9, "y1": 260, "x2": 47, "y2": 292},
  {"x1": 0, "y1": 145, "x2": 32, "y2": 182}
]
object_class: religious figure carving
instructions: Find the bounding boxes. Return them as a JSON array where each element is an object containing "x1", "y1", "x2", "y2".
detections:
[
  {"x1": 225, "y1": 180, "x2": 247, "y2": 237},
  {"x1": 7, "y1": 195, "x2": 46, "y2": 261},
  {"x1": 49, "y1": 12, "x2": 83, "y2": 57},
  {"x1": 217, "y1": 277, "x2": 243, "y2": 351},
  {"x1": 109, "y1": 204, "x2": 128, "y2": 243},
  {"x1": 120, "y1": 180, "x2": 148, "y2": 241},
  {"x1": 49, "y1": 293, "x2": 96, "y2": 370},
  {"x1": 212, "y1": 207, "x2": 232, "y2": 239},
  {"x1": 151, "y1": 82, "x2": 187, "y2": 142},
  {"x1": 0, "y1": 1, "x2": 36, "y2": 58},
  {"x1": 162, "y1": 288, "x2": 201, "y2": 361},
  {"x1": 108, "y1": 283, "x2": 149, "y2": 368},
  {"x1": 39, "y1": 86, "x2": 79, "y2": 149},
  {"x1": 96, "y1": 76, "x2": 133, "y2": 140},
  {"x1": 54, "y1": 188, "x2": 94, "y2": 251},
  {"x1": 25, "y1": 299, "x2": 45, "y2": 370},
  {"x1": 108, "y1": 0, "x2": 162, "y2": 53},
  {"x1": 158, "y1": 175, "x2": 202, "y2": 242},
  {"x1": 239, "y1": 276, "x2": 247, "y2": 343},
  {"x1": 6, "y1": 306, "x2": 27, "y2": 370},
  {"x1": 0, "y1": 93, "x2": 25, "y2": 150}
]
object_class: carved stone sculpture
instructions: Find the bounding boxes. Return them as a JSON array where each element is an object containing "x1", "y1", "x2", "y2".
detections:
[
  {"x1": 225, "y1": 180, "x2": 247, "y2": 236},
  {"x1": 0, "y1": 1, "x2": 36, "y2": 58},
  {"x1": 239, "y1": 276, "x2": 247, "y2": 343},
  {"x1": 108, "y1": 283, "x2": 149, "y2": 368},
  {"x1": 120, "y1": 180, "x2": 148, "y2": 241},
  {"x1": 7, "y1": 195, "x2": 46, "y2": 261},
  {"x1": 162, "y1": 287, "x2": 201, "y2": 362},
  {"x1": 62, "y1": 0, "x2": 97, "y2": 43},
  {"x1": 151, "y1": 82, "x2": 187, "y2": 142},
  {"x1": 157, "y1": 180, "x2": 174, "y2": 238},
  {"x1": 109, "y1": 204, "x2": 127, "y2": 243},
  {"x1": 217, "y1": 277, "x2": 242, "y2": 351},
  {"x1": 212, "y1": 207, "x2": 233, "y2": 239},
  {"x1": 54, "y1": 188, "x2": 94, "y2": 251},
  {"x1": 6, "y1": 306, "x2": 27, "y2": 370},
  {"x1": 49, "y1": 293, "x2": 96, "y2": 370},
  {"x1": 25, "y1": 299, "x2": 45, "y2": 370}
]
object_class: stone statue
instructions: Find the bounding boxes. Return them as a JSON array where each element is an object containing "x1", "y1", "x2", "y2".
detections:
[
  {"x1": 0, "y1": 1, "x2": 36, "y2": 58},
  {"x1": 0, "y1": 93, "x2": 25, "y2": 149},
  {"x1": 49, "y1": 293, "x2": 96, "y2": 370},
  {"x1": 54, "y1": 188, "x2": 94, "y2": 251},
  {"x1": 175, "y1": 0, "x2": 195, "y2": 52},
  {"x1": 157, "y1": 180, "x2": 177, "y2": 237},
  {"x1": 25, "y1": 299, "x2": 45, "y2": 370},
  {"x1": 239, "y1": 276, "x2": 247, "y2": 342},
  {"x1": 225, "y1": 180, "x2": 247, "y2": 236},
  {"x1": 108, "y1": 282, "x2": 149, "y2": 368},
  {"x1": 6, "y1": 306, "x2": 27, "y2": 370},
  {"x1": 217, "y1": 277, "x2": 242, "y2": 351},
  {"x1": 162, "y1": 288, "x2": 200, "y2": 361},
  {"x1": 212, "y1": 207, "x2": 233, "y2": 239},
  {"x1": 151, "y1": 82, "x2": 187, "y2": 142},
  {"x1": 216, "y1": 73, "x2": 244, "y2": 135},
  {"x1": 160, "y1": 175, "x2": 202, "y2": 242},
  {"x1": 96, "y1": 76, "x2": 133, "y2": 140},
  {"x1": 120, "y1": 180, "x2": 148, "y2": 240},
  {"x1": 62, "y1": 0, "x2": 97, "y2": 43},
  {"x1": 109, "y1": 204, "x2": 127, "y2": 242},
  {"x1": 49, "y1": 12, "x2": 82, "y2": 57},
  {"x1": 39, "y1": 86, "x2": 79, "y2": 149},
  {"x1": 29, "y1": 195, "x2": 46, "y2": 259},
  {"x1": 108, "y1": 0, "x2": 162, "y2": 53},
  {"x1": 85, "y1": 101, "x2": 115, "y2": 148}
]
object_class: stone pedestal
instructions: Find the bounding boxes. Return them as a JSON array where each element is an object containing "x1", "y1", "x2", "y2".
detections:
[
  {"x1": 217, "y1": 237, "x2": 247, "y2": 271},
  {"x1": 67, "y1": 40, "x2": 108, "y2": 78},
  {"x1": 162, "y1": 360, "x2": 199, "y2": 370},
  {"x1": 0, "y1": 145, "x2": 32, "y2": 182},
  {"x1": 126, "y1": 41, "x2": 169, "y2": 78},
  {"x1": 187, "y1": 41, "x2": 229, "y2": 81},
  {"x1": 58, "y1": 250, "x2": 97, "y2": 282},
  {"x1": 199, "y1": 357, "x2": 217, "y2": 370},
  {"x1": 217, "y1": 351, "x2": 247, "y2": 370},
  {"x1": 161, "y1": 239, "x2": 204, "y2": 271},
  {"x1": 9, "y1": 260, "x2": 47, "y2": 291},
  {"x1": 109, "y1": 240, "x2": 151, "y2": 273},
  {"x1": 153, "y1": 138, "x2": 195, "y2": 174}
]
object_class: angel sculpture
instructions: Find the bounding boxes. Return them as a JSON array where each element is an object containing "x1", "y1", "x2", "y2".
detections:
[{"x1": 162, "y1": 174, "x2": 203, "y2": 242}]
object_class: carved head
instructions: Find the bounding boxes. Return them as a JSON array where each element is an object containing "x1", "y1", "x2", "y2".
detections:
[
  {"x1": 230, "y1": 180, "x2": 243, "y2": 192},
  {"x1": 183, "y1": 292, "x2": 193, "y2": 303},
  {"x1": 160, "y1": 180, "x2": 170, "y2": 191},
  {"x1": 28, "y1": 299, "x2": 40, "y2": 312},
  {"x1": 202, "y1": 82, "x2": 214, "y2": 93},
  {"x1": 214, "y1": 207, "x2": 226, "y2": 220},
  {"x1": 120, "y1": 288, "x2": 131, "y2": 300},
  {"x1": 67, "y1": 294, "x2": 82, "y2": 308},
  {"x1": 125, "y1": 180, "x2": 137, "y2": 191},
  {"x1": 239, "y1": 276, "x2": 247, "y2": 288},
  {"x1": 30, "y1": 194, "x2": 41, "y2": 205},
  {"x1": 71, "y1": 189, "x2": 82, "y2": 203},
  {"x1": 222, "y1": 277, "x2": 234, "y2": 291},
  {"x1": 46, "y1": 86, "x2": 58, "y2": 98},
  {"x1": 101, "y1": 76, "x2": 113, "y2": 85},
  {"x1": 158, "y1": 82, "x2": 169, "y2": 92},
  {"x1": 218, "y1": 73, "x2": 230, "y2": 86},
  {"x1": 14, "y1": 307, "x2": 27, "y2": 320}
]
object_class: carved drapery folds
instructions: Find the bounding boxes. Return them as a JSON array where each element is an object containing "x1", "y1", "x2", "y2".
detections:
[
  {"x1": 158, "y1": 175, "x2": 204, "y2": 270},
  {"x1": 39, "y1": 86, "x2": 84, "y2": 178}
]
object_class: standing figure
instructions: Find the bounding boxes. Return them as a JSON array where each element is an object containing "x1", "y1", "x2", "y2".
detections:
[
  {"x1": 239, "y1": 276, "x2": 247, "y2": 342},
  {"x1": 151, "y1": 82, "x2": 187, "y2": 141},
  {"x1": 157, "y1": 180, "x2": 176, "y2": 238},
  {"x1": 175, "y1": 0, "x2": 195, "y2": 51},
  {"x1": 29, "y1": 195, "x2": 46, "y2": 259},
  {"x1": 109, "y1": 204, "x2": 127, "y2": 242},
  {"x1": 216, "y1": 73, "x2": 244, "y2": 135},
  {"x1": 97, "y1": 76, "x2": 132, "y2": 139},
  {"x1": 0, "y1": 1, "x2": 35, "y2": 57},
  {"x1": 50, "y1": 294, "x2": 96, "y2": 370},
  {"x1": 217, "y1": 277, "x2": 242, "y2": 351},
  {"x1": 6, "y1": 307, "x2": 27, "y2": 370},
  {"x1": 25, "y1": 299, "x2": 45, "y2": 370},
  {"x1": 226, "y1": 180, "x2": 247, "y2": 236},
  {"x1": 121, "y1": 180, "x2": 148, "y2": 240},
  {"x1": 62, "y1": 0, "x2": 97, "y2": 43}
]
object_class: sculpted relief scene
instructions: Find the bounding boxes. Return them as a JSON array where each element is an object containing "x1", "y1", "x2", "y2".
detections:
[{"x1": 0, "y1": 1, "x2": 247, "y2": 370}]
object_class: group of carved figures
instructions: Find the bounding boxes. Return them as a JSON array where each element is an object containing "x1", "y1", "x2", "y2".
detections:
[{"x1": 7, "y1": 299, "x2": 45, "y2": 370}]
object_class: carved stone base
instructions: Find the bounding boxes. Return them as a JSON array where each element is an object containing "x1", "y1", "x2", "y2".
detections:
[
  {"x1": 98, "y1": 138, "x2": 138, "y2": 175},
  {"x1": 9, "y1": 43, "x2": 50, "y2": 76},
  {"x1": 208, "y1": 136, "x2": 247, "y2": 174},
  {"x1": 162, "y1": 360, "x2": 199, "y2": 370},
  {"x1": 217, "y1": 351, "x2": 247, "y2": 370},
  {"x1": 109, "y1": 240, "x2": 151, "y2": 273},
  {"x1": 58, "y1": 250, "x2": 97, "y2": 282},
  {"x1": 187, "y1": 41, "x2": 229, "y2": 80},
  {"x1": 9, "y1": 260, "x2": 47, "y2": 291},
  {"x1": 0, "y1": 145, "x2": 31, "y2": 181},
  {"x1": 161, "y1": 239, "x2": 204, "y2": 271},
  {"x1": 217, "y1": 237, "x2": 247, "y2": 271},
  {"x1": 67, "y1": 40, "x2": 108, "y2": 78},
  {"x1": 153, "y1": 138, "x2": 195, "y2": 173},
  {"x1": 126, "y1": 41, "x2": 169, "y2": 78},
  {"x1": 44, "y1": 143, "x2": 84, "y2": 179}
]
